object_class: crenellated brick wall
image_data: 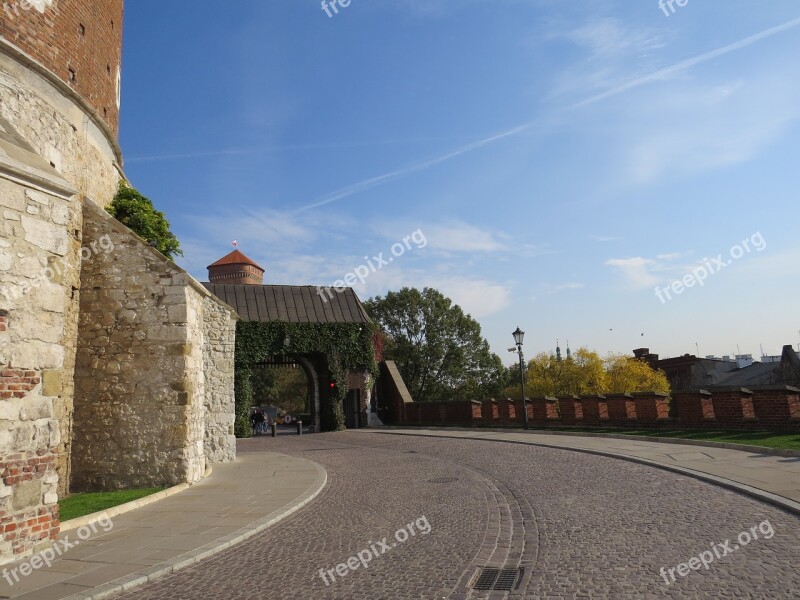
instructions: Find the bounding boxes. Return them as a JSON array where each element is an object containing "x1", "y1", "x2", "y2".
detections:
[{"x1": 397, "y1": 387, "x2": 800, "y2": 431}]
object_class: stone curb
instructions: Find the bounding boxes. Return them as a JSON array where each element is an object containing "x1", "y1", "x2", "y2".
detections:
[
  {"x1": 382, "y1": 425, "x2": 800, "y2": 457},
  {"x1": 59, "y1": 465, "x2": 213, "y2": 534},
  {"x1": 60, "y1": 461, "x2": 327, "y2": 600},
  {"x1": 377, "y1": 430, "x2": 800, "y2": 518}
]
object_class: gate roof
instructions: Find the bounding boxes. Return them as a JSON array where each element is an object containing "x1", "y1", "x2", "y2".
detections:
[{"x1": 203, "y1": 284, "x2": 371, "y2": 324}]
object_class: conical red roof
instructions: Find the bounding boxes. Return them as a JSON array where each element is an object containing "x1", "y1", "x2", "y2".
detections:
[{"x1": 207, "y1": 249, "x2": 265, "y2": 272}]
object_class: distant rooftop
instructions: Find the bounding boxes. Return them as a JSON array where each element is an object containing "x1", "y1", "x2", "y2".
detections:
[{"x1": 207, "y1": 249, "x2": 265, "y2": 271}]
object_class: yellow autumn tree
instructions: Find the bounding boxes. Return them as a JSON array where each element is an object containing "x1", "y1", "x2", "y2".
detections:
[
  {"x1": 604, "y1": 354, "x2": 670, "y2": 394},
  {"x1": 522, "y1": 348, "x2": 670, "y2": 396},
  {"x1": 525, "y1": 348, "x2": 607, "y2": 397}
]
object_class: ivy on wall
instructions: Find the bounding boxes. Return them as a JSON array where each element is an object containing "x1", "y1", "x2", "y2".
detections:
[{"x1": 233, "y1": 321, "x2": 378, "y2": 436}]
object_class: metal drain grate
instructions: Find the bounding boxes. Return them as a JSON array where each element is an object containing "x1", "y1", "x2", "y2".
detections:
[
  {"x1": 472, "y1": 567, "x2": 523, "y2": 591},
  {"x1": 494, "y1": 568, "x2": 522, "y2": 591}
]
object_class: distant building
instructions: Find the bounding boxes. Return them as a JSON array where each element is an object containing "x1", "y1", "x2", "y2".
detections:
[
  {"x1": 208, "y1": 249, "x2": 266, "y2": 285},
  {"x1": 633, "y1": 346, "x2": 800, "y2": 391}
]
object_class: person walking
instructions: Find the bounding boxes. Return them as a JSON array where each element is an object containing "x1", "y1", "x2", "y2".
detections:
[{"x1": 250, "y1": 409, "x2": 259, "y2": 436}]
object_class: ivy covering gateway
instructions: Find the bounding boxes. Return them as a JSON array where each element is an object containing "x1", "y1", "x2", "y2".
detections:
[{"x1": 234, "y1": 321, "x2": 379, "y2": 435}]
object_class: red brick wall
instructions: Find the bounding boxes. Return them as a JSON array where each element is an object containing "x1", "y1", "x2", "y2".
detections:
[
  {"x1": 402, "y1": 401, "x2": 479, "y2": 426},
  {"x1": 632, "y1": 392, "x2": 670, "y2": 422},
  {"x1": 557, "y1": 396, "x2": 583, "y2": 424},
  {"x1": 498, "y1": 399, "x2": 516, "y2": 424},
  {"x1": 531, "y1": 398, "x2": 558, "y2": 424},
  {"x1": 0, "y1": 367, "x2": 40, "y2": 400},
  {"x1": 1, "y1": 454, "x2": 60, "y2": 556},
  {"x1": 606, "y1": 394, "x2": 636, "y2": 422},
  {"x1": 516, "y1": 399, "x2": 533, "y2": 423},
  {"x1": 480, "y1": 399, "x2": 498, "y2": 421},
  {"x1": 751, "y1": 387, "x2": 800, "y2": 425},
  {"x1": 208, "y1": 263, "x2": 265, "y2": 285},
  {"x1": 711, "y1": 389, "x2": 756, "y2": 425},
  {"x1": 398, "y1": 389, "x2": 800, "y2": 431},
  {"x1": 0, "y1": 0, "x2": 125, "y2": 135},
  {"x1": 673, "y1": 391, "x2": 713, "y2": 426},
  {"x1": 580, "y1": 395, "x2": 608, "y2": 425}
]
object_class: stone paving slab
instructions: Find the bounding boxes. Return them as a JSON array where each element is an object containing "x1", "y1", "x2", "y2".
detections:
[
  {"x1": 372, "y1": 428, "x2": 800, "y2": 513},
  {"x1": 0, "y1": 450, "x2": 326, "y2": 600}
]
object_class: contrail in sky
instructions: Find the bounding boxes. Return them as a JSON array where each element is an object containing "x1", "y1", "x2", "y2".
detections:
[
  {"x1": 292, "y1": 15, "x2": 800, "y2": 212},
  {"x1": 128, "y1": 16, "x2": 800, "y2": 210}
]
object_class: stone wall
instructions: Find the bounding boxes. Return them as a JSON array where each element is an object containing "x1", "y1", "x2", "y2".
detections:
[
  {"x1": 202, "y1": 297, "x2": 236, "y2": 463},
  {"x1": 0, "y1": 145, "x2": 78, "y2": 561},
  {"x1": 71, "y1": 200, "x2": 237, "y2": 491},
  {"x1": 0, "y1": 44, "x2": 121, "y2": 206}
]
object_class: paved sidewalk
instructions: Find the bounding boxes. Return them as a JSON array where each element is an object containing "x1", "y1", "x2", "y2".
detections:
[
  {"x1": 0, "y1": 450, "x2": 326, "y2": 600},
  {"x1": 368, "y1": 428, "x2": 800, "y2": 512}
]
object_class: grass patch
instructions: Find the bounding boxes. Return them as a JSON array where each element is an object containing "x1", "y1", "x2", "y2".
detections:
[
  {"x1": 528, "y1": 427, "x2": 800, "y2": 451},
  {"x1": 60, "y1": 488, "x2": 163, "y2": 522}
]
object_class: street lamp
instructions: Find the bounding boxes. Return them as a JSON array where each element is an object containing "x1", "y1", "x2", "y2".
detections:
[{"x1": 512, "y1": 327, "x2": 528, "y2": 430}]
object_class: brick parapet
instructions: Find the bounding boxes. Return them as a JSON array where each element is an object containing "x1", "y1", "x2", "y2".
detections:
[{"x1": 397, "y1": 388, "x2": 800, "y2": 431}]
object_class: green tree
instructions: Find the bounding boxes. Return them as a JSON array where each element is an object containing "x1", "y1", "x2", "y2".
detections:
[
  {"x1": 365, "y1": 287, "x2": 505, "y2": 403},
  {"x1": 107, "y1": 182, "x2": 182, "y2": 259},
  {"x1": 251, "y1": 365, "x2": 310, "y2": 415}
]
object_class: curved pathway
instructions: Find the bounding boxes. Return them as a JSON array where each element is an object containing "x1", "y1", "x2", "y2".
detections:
[{"x1": 114, "y1": 431, "x2": 800, "y2": 599}]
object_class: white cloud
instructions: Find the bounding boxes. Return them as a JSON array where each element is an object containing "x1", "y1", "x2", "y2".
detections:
[
  {"x1": 431, "y1": 277, "x2": 511, "y2": 318},
  {"x1": 605, "y1": 257, "x2": 659, "y2": 288},
  {"x1": 540, "y1": 282, "x2": 585, "y2": 295},
  {"x1": 346, "y1": 266, "x2": 510, "y2": 319},
  {"x1": 415, "y1": 221, "x2": 508, "y2": 253},
  {"x1": 178, "y1": 208, "x2": 349, "y2": 281},
  {"x1": 564, "y1": 18, "x2": 665, "y2": 59},
  {"x1": 549, "y1": 18, "x2": 666, "y2": 99},
  {"x1": 590, "y1": 235, "x2": 622, "y2": 243},
  {"x1": 656, "y1": 252, "x2": 690, "y2": 261},
  {"x1": 619, "y1": 74, "x2": 800, "y2": 186}
]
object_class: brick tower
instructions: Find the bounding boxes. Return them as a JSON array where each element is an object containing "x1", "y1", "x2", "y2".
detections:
[{"x1": 208, "y1": 250, "x2": 266, "y2": 285}]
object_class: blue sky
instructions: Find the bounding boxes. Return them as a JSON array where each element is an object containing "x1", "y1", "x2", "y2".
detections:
[{"x1": 120, "y1": 1, "x2": 800, "y2": 363}]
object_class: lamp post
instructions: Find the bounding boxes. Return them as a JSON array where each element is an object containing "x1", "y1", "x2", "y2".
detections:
[{"x1": 512, "y1": 327, "x2": 528, "y2": 430}]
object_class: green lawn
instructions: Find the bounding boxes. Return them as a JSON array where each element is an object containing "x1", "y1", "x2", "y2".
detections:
[
  {"x1": 60, "y1": 488, "x2": 163, "y2": 522},
  {"x1": 529, "y1": 427, "x2": 800, "y2": 451}
]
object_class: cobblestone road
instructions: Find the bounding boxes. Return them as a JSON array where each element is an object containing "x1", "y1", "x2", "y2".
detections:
[{"x1": 117, "y1": 431, "x2": 800, "y2": 600}]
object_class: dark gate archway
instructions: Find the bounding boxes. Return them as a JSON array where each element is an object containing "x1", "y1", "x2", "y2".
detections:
[{"x1": 255, "y1": 356, "x2": 323, "y2": 432}]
